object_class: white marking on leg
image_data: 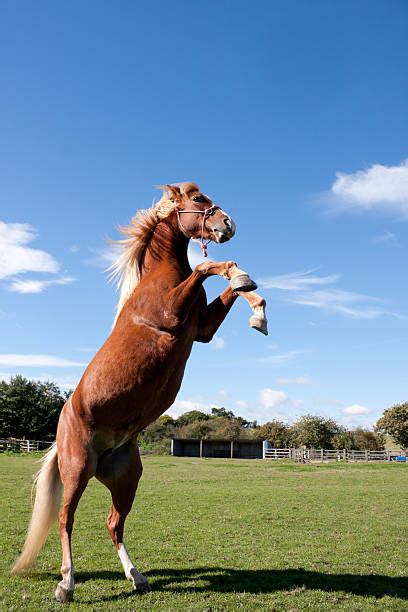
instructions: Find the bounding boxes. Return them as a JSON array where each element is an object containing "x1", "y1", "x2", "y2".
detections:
[
  {"x1": 118, "y1": 542, "x2": 134, "y2": 580},
  {"x1": 117, "y1": 542, "x2": 150, "y2": 592},
  {"x1": 249, "y1": 305, "x2": 268, "y2": 335},
  {"x1": 55, "y1": 559, "x2": 74, "y2": 602}
]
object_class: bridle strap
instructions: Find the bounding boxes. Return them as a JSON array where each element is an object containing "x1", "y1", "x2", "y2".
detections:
[{"x1": 175, "y1": 203, "x2": 220, "y2": 257}]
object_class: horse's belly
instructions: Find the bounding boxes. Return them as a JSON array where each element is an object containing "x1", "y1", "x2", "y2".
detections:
[{"x1": 74, "y1": 327, "x2": 194, "y2": 433}]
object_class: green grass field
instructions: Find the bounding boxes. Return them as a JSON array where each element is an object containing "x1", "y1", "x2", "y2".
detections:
[{"x1": 1, "y1": 454, "x2": 407, "y2": 611}]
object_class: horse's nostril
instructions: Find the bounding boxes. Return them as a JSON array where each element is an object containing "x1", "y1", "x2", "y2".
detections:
[{"x1": 224, "y1": 218, "x2": 231, "y2": 230}]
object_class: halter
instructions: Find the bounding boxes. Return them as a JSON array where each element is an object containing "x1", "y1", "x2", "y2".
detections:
[{"x1": 175, "y1": 203, "x2": 220, "y2": 257}]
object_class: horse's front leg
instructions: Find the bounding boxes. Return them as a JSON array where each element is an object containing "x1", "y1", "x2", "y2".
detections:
[
  {"x1": 197, "y1": 287, "x2": 268, "y2": 342},
  {"x1": 237, "y1": 290, "x2": 268, "y2": 335},
  {"x1": 167, "y1": 260, "x2": 257, "y2": 326}
]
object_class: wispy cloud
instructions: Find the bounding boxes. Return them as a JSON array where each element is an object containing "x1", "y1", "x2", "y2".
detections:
[
  {"x1": 8, "y1": 276, "x2": 76, "y2": 294},
  {"x1": 323, "y1": 160, "x2": 408, "y2": 218},
  {"x1": 85, "y1": 247, "x2": 117, "y2": 268},
  {"x1": 292, "y1": 288, "x2": 402, "y2": 320},
  {"x1": 0, "y1": 354, "x2": 86, "y2": 367},
  {"x1": 259, "y1": 269, "x2": 404, "y2": 320},
  {"x1": 371, "y1": 230, "x2": 401, "y2": 247},
  {"x1": 276, "y1": 375, "x2": 312, "y2": 385},
  {"x1": 258, "y1": 349, "x2": 305, "y2": 364},
  {"x1": 0, "y1": 222, "x2": 59, "y2": 280},
  {"x1": 211, "y1": 335, "x2": 225, "y2": 350},
  {"x1": 259, "y1": 269, "x2": 340, "y2": 291}
]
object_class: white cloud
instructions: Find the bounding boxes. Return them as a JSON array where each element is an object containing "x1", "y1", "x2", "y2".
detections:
[
  {"x1": 371, "y1": 231, "x2": 400, "y2": 246},
  {"x1": 343, "y1": 404, "x2": 371, "y2": 415},
  {"x1": 258, "y1": 349, "x2": 305, "y2": 365},
  {"x1": 260, "y1": 388, "x2": 288, "y2": 409},
  {"x1": 0, "y1": 371, "x2": 79, "y2": 390},
  {"x1": 211, "y1": 335, "x2": 225, "y2": 350},
  {"x1": 292, "y1": 288, "x2": 399, "y2": 319},
  {"x1": 0, "y1": 222, "x2": 59, "y2": 280},
  {"x1": 188, "y1": 243, "x2": 207, "y2": 268},
  {"x1": 0, "y1": 354, "x2": 86, "y2": 367},
  {"x1": 327, "y1": 160, "x2": 408, "y2": 218},
  {"x1": 86, "y1": 247, "x2": 117, "y2": 268},
  {"x1": 259, "y1": 269, "x2": 340, "y2": 291},
  {"x1": 165, "y1": 398, "x2": 213, "y2": 419},
  {"x1": 8, "y1": 276, "x2": 76, "y2": 294},
  {"x1": 259, "y1": 269, "x2": 404, "y2": 320},
  {"x1": 69, "y1": 244, "x2": 80, "y2": 253},
  {"x1": 276, "y1": 375, "x2": 312, "y2": 385}
]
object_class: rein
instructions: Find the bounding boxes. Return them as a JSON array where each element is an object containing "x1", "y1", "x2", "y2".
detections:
[{"x1": 175, "y1": 203, "x2": 220, "y2": 257}]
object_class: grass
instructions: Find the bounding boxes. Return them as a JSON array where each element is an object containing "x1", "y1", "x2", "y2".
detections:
[{"x1": 0, "y1": 454, "x2": 407, "y2": 611}]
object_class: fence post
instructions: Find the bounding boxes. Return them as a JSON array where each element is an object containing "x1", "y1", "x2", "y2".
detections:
[
  {"x1": 230, "y1": 440, "x2": 234, "y2": 459},
  {"x1": 365, "y1": 450, "x2": 369, "y2": 462},
  {"x1": 262, "y1": 440, "x2": 267, "y2": 459},
  {"x1": 320, "y1": 448, "x2": 324, "y2": 463},
  {"x1": 199, "y1": 439, "x2": 203, "y2": 458}
]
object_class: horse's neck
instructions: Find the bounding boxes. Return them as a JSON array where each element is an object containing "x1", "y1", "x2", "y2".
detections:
[{"x1": 141, "y1": 219, "x2": 191, "y2": 281}]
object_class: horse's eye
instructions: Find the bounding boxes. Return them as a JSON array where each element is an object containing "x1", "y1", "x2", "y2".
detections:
[{"x1": 192, "y1": 195, "x2": 207, "y2": 203}]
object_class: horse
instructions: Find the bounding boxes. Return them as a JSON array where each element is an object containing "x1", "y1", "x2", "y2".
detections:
[{"x1": 11, "y1": 182, "x2": 268, "y2": 602}]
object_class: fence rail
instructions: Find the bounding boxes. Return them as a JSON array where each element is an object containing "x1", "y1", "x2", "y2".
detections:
[
  {"x1": 0, "y1": 438, "x2": 54, "y2": 453},
  {"x1": 263, "y1": 445, "x2": 406, "y2": 462}
]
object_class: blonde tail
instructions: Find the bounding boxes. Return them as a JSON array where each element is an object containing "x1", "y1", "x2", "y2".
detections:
[{"x1": 11, "y1": 443, "x2": 62, "y2": 573}]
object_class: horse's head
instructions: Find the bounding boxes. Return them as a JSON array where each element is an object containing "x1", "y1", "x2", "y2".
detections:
[{"x1": 163, "y1": 182, "x2": 236, "y2": 248}]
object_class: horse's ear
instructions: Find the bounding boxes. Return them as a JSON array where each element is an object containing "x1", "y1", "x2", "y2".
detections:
[
  {"x1": 163, "y1": 184, "x2": 181, "y2": 201},
  {"x1": 180, "y1": 182, "x2": 200, "y2": 197}
]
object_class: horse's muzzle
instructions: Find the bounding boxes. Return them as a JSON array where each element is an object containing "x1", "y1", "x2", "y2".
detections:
[{"x1": 211, "y1": 215, "x2": 236, "y2": 243}]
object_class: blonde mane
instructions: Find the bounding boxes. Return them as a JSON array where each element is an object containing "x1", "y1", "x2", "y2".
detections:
[{"x1": 108, "y1": 182, "x2": 198, "y2": 326}]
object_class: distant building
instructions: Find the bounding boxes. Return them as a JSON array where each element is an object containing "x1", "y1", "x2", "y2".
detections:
[{"x1": 171, "y1": 438, "x2": 263, "y2": 459}]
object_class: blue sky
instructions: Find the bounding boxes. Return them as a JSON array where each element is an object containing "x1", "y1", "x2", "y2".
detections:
[{"x1": 1, "y1": 0, "x2": 407, "y2": 427}]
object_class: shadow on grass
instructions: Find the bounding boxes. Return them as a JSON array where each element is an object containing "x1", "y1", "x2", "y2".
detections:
[{"x1": 71, "y1": 566, "x2": 407, "y2": 602}]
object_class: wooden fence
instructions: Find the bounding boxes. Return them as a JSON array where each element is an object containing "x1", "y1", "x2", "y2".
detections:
[
  {"x1": 0, "y1": 438, "x2": 54, "y2": 453},
  {"x1": 263, "y1": 444, "x2": 406, "y2": 462}
]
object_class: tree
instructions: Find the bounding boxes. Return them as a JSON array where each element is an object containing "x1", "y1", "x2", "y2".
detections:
[
  {"x1": 259, "y1": 420, "x2": 291, "y2": 447},
  {"x1": 290, "y1": 414, "x2": 342, "y2": 449},
  {"x1": 177, "y1": 420, "x2": 212, "y2": 439},
  {"x1": 0, "y1": 375, "x2": 67, "y2": 440},
  {"x1": 376, "y1": 403, "x2": 408, "y2": 448},
  {"x1": 211, "y1": 407, "x2": 235, "y2": 419},
  {"x1": 176, "y1": 410, "x2": 209, "y2": 427},
  {"x1": 332, "y1": 428, "x2": 384, "y2": 451}
]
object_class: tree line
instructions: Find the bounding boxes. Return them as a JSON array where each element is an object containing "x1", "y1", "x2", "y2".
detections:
[{"x1": 0, "y1": 376, "x2": 407, "y2": 452}]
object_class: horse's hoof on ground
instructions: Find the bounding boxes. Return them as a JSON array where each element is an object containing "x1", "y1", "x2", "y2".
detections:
[
  {"x1": 55, "y1": 584, "x2": 73, "y2": 603},
  {"x1": 133, "y1": 578, "x2": 151, "y2": 594},
  {"x1": 134, "y1": 581, "x2": 151, "y2": 594},
  {"x1": 130, "y1": 569, "x2": 151, "y2": 594},
  {"x1": 230, "y1": 274, "x2": 257, "y2": 292},
  {"x1": 249, "y1": 315, "x2": 268, "y2": 335}
]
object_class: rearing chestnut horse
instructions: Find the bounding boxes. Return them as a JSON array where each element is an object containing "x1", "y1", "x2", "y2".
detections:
[{"x1": 12, "y1": 182, "x2": 267, "y2": 602}]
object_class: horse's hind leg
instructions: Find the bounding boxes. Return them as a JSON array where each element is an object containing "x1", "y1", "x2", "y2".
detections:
[
  {"x1": 55, "y1": 444, "x2": 96, "y2": 603},
  {"x1": 96, "y1": 439, "x2": 150, "y2": 593}
]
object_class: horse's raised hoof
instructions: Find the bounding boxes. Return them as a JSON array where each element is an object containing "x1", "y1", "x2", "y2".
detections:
[
  {"x1": 249, "y1": 314, "x2": 268, "y2": 335},
  {"x1": 55, "y1": 584, "x2": 74, "y2": 603},
  {"x1": 230, "y1": 274, "x2": 257, "y2": 292}
]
